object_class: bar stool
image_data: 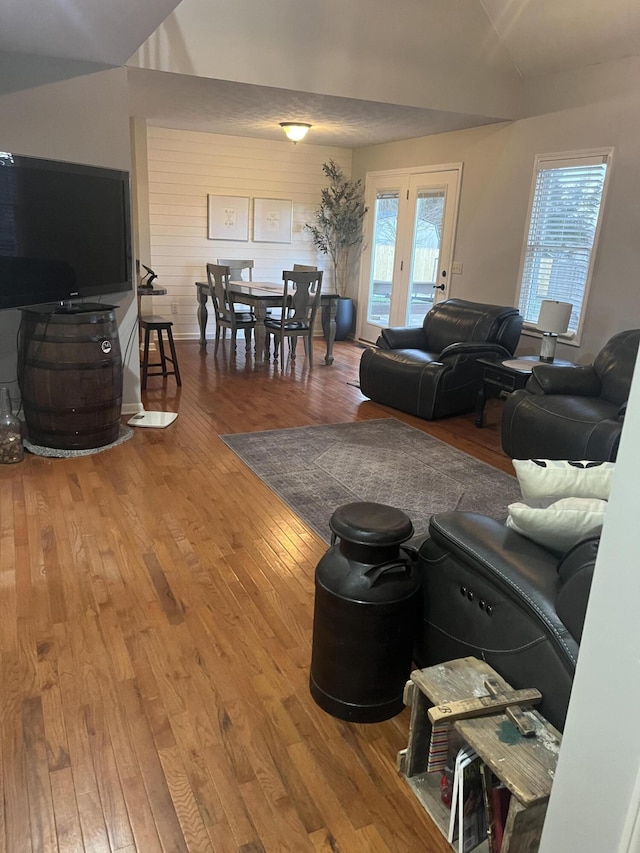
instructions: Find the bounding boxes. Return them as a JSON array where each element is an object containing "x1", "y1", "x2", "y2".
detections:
[{"x1": 140, "y1": 315, "x2": 182, "y2": 390}]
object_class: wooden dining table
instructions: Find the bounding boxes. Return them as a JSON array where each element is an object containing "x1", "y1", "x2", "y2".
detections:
[{"x1": 194, "y1": 280, "x2": 341, "y2": 366}]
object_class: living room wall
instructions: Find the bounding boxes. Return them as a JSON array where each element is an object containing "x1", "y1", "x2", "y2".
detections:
[
  {"x1": 353, "y1": 58, "x2": 640, "y2": 364},
  {"x1": 0, "y1": 56, "x2": 142, "y2": 413}
]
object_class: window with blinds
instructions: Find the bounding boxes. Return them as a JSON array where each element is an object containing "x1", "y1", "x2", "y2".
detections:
[{"x1": 517, "y1": 150, "x2": 612, "y2": 336}]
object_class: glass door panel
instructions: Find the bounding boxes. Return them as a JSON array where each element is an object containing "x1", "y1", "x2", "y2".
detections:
[
  {"x1": 357, "y1": 165, "x2": 461, "y2": 344},
  {"x1": 406, "y1": 190, "x2": 445, "y2": 325},
  {"x1": 366, "y1": 191, "x2": 400, "y2": 329}
]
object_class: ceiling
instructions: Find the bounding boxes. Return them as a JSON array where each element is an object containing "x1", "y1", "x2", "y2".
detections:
[
  {"x1": 125, "y1": 69, "x2": 503, "y2": 149},
  {"x1": 0, "y1": 0, "x2": 180, "y2": 66},
  {"x1": 478, "y1": 0, "x2": 640, "y2": 78},
  {"x1": 3, "y1": 0, "x2": 640, "y2": 148}
]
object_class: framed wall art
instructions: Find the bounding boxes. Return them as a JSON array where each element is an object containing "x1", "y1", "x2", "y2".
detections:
[
  {"x1": 207, "y1": 194, "x2": 250, "y2": 241},
  {"x1": 253, "y1": 198, "x2": 292, "y2": 243}
]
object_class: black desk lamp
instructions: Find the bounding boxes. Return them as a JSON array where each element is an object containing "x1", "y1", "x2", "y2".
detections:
[{"x1": 140, "y1": 264, "x2": 158, "y2": 288}]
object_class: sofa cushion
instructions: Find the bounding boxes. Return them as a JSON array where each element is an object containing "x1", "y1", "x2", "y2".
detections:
[
  {"x1": 512, "y1": 459, "x2": 615, "y2": 506},
  {"x1": 506, "y1": 497, "x2": 607, "y2": 554}
]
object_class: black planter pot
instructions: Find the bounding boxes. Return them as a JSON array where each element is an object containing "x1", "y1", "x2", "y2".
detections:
[{"x1": 322, "y1": 297, "x2": 354, "y2": 341}]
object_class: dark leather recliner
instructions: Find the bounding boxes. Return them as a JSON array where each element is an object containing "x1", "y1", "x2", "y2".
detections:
[
  {"x1": 412, "y1": 511, "x2": 598, "y2": 731},
  {"x1": 359, "y1": 299, "x2": 523, "y2": 420},
  {"x1": 502, "y1": 329, "x2": 640, "y2": 462}
]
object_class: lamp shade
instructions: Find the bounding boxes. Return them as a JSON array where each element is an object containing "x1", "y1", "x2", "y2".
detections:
[
  {"x1": 537, "y1": 300, "x2": 572, "y2": 334},
  {"x1": 280, "y1": 122, "x2": 311, "y2": 142}
]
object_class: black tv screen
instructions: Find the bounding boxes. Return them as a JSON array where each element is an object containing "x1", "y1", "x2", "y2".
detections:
[{"x1": 0, "y1": 152, "x2": 132, "y2": 310}]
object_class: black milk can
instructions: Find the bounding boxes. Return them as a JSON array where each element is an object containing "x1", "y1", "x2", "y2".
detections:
[{"x1": 309, "y1": 502, "x2": 421, "y2": 722}]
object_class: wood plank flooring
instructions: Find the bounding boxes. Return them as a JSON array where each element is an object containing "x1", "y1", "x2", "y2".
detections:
[{"x1": 1, "y1": 338, "x2": 513, "y2": 852}]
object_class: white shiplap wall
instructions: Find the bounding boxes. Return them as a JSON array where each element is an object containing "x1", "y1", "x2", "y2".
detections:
[{"x1": 145, "y1": 127, "x2": 352, "y2": 339}]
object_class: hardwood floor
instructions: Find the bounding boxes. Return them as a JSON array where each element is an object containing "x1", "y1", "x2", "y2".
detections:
[{"x1": 1, "y1": 338, "x2": 513, "y2": 852}]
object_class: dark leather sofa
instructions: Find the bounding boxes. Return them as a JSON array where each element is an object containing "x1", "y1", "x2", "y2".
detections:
[
  {"x1": 411, "y1": 511, "x2": 598, "y2": 731},
  {"x1": 502, "y1": 328, "x2": 640, "y2": 461},
  {"x1": 359, "y1": 299, "x2": 523, "y2": 420}
]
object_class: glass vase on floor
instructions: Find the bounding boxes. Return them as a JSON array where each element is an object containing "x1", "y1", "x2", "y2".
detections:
[{"x1": 0, "y1": 387, "x2": 24, "y2": 463}]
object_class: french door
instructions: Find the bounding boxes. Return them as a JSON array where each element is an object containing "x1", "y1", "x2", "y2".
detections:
[{"x1": 357, "y1": 165, "x2": 462, "y2": 344}]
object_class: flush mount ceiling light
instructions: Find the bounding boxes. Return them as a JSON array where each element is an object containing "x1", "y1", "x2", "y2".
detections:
[{"x1": 280, "y1": 122, "x2": 311, "y2": 143}]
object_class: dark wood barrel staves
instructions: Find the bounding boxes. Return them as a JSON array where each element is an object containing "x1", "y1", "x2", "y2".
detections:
[{"x1": 18, "y1": 303, "x2": 123, "y2": 450}]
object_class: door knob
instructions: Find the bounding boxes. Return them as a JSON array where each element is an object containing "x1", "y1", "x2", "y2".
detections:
[{"x1": 433, "y1": 284, "x2": 445, "y2": 291}]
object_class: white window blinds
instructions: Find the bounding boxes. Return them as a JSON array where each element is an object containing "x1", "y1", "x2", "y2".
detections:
[{"x1": 518, "y1": 153, "x2": 610, "y2": 333}]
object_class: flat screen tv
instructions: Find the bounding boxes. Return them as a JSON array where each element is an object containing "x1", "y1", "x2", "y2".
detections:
[{"x1": 0, "y1": 152, "x2": 132, "y2": 311}]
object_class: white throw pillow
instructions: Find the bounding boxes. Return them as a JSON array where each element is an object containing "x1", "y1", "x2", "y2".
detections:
[
  {"x1": 512, "y1": 459, "x2": 614, "y2": 506},
  {"x1": 506, "y1": 496, "x2": 607, "y2": 554}
]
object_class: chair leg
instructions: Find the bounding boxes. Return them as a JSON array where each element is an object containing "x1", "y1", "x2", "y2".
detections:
[
  {"x1": 166, "y1": 327, "x2": 182, "y2": 386},
  {"x1": 141, "y1": 325, "x2": 152, "y2": 390},
  {"x1": 232, "y1": 329, "x2": 237, "y2": 352},
  {"x1": 214, "y1": 325, "x2": 221, "y2": 355},
  {"x1": 280, "y1": 334, "x2": 285, "y2": 371},
  {"x1": 245, "y1": 328, "x2": 252, "y2": 352},
  {"x1": 156, "y1": 329, "x2": 168, "y2": 375},
  {"x1": 307, "y1": 334, "x2": 314, "y2": 368},
  {"x1": 273, "y1": 336, "x2": 294, "y2": 358},
  {"x1": 290, "y1": 335, "x2": 298, "y2": 361}
]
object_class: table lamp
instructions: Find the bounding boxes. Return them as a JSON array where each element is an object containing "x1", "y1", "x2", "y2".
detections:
[
  {"x1": 140, "y1": 264, "x2": 158, "y2": 288},
  {"x1": 537, "y1": 300, "x2": 572, "y2": 362}
]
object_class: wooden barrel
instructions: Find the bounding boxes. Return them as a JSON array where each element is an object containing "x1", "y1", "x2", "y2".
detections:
[{"x1": 19, "y1": 303, "x2": 123, "y2": 450}]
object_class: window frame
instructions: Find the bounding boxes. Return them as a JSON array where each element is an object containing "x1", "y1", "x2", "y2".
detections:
[{"x1": 515, "y1": 147, "x2": 614, "y2": 347}]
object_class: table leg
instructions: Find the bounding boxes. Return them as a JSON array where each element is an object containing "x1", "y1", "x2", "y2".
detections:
[
  {"x1": 253, "y1": 304, "x2": 267, "y2": 366},
  {"x1": 323, "y1": 301, "x2": 337, "y2": 365},
  {"x1": 197, "y1": 286, "x2": 209, "y2": 348}
]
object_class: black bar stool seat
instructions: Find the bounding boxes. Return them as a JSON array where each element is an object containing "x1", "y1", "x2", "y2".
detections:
[{"x1": 140, "y1": 315, "x2": 182, "y2": 390}]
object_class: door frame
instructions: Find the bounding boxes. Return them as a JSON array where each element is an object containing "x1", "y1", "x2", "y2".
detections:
[{"x1": 356, "y1": 162, "x2": 463, "y2": 344}]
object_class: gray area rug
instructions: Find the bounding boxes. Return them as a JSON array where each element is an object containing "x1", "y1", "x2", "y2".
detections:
[{"x1": 221, "y1": 418, "x2": 521, "y2": 543}]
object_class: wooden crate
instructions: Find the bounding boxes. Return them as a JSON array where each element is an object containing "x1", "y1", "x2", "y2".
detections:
[{"x1": 397, "y1": 658, "x2": 562, "y2": 853}]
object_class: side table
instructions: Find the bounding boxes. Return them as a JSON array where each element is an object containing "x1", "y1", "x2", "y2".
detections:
[{"x1": 475, "y1": 356, "x2": 574, "y2": 428}]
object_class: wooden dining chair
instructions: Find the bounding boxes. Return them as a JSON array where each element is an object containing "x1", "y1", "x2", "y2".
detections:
[
  {"x1": 206, "y1": 263, "x2": 256, "y2": 355},
  {"x1": 269, "y1": 264, "x2": 318, "y2": 359},
  {"x1": 216, "y1": 258, "x2": 254, "y2": 315},
  {"x1": 264, "y1": 270, "x2": 324, "y2": 369},
  {"x1": 217, "y1": 259, "x2": 254, "y2": 282}
]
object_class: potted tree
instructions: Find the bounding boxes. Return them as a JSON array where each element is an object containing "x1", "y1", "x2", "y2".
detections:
[{"x1": 305, "y1": 160, "x2": 367, "y2": 340}]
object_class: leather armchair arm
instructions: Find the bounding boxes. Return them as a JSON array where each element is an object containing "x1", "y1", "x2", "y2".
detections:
[
  {"x1": 425, "y1": 512, "x2": 562, "y2": 606},
  {"x1": 423, "y1": 512, "x2": 577, "y2": 659},
  {"x1": 417, "y1": 511, "x2": 582, "y2": 730},
  {"x1": 556, "y1": 569, "x2": 593, "y2": 643},
  {"x1": 439, "y1": 342, "x2": 513, "y2": 360},
  {"x1": 379, "y1": 326, "x2": 426, "y2": 350},
  {"x1": 527, "y1": 364, "x2": 602, "y2": 396},
  {"x1": 555, "y1": 537, "x2": 598, "y2": 642}
]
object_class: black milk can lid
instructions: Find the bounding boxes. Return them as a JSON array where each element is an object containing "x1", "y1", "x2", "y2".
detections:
[{"x1": 330, "y1": 502, "x2": 413, "y2": 547}]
